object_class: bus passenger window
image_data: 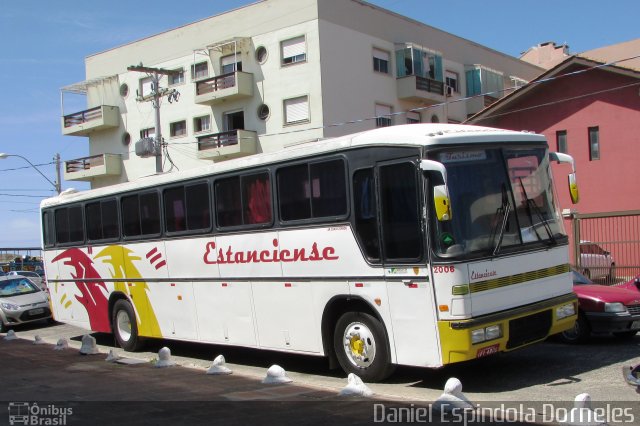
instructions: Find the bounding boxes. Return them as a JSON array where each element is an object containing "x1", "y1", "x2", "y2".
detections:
[
  {"x1": 243, "y1": 173, "x2": 271, "y2": 224},
  {"x1": 215, "y1": 177, "x2": 242, "y2": 227},
  {"x1": 278, "y1": 164, "x2": 310, "y2": 221},
  {"x1": 186, "y1": 182, "x2": 211, "y2": 230},
  {"x1": 164, "y1": 187, "x2": 186, "y2": 232}
]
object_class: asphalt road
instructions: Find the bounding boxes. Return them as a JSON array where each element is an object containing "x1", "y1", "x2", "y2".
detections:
[{"x1": 7, "y1": 320, "x2": 640, "y2": 404}]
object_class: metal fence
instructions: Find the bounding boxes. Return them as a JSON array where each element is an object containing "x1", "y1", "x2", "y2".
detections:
[{"x1": 567, "y1": 210, "x2": 640, "y2": 285}]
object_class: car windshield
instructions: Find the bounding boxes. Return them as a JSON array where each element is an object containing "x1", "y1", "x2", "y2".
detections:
[
  {"x1": 0, "y1": 278, "x2": 39, "y2": 296},
  {"x1": 431, "y1": 146, "x2": 566, "y2": 259},
  {"x1": 572, "y1": 270, "x2": 593, "y2": 285}
]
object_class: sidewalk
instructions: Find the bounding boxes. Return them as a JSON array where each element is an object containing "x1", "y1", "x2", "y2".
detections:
[{"x1": 0, "y1": 336, "x2": 382, "y2": 425}]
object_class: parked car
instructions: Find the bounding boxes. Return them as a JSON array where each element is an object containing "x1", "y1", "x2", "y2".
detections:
[
  {"x1": 579, "y1": 241, "x2": 615, "y2": 280},
  {"x1": 0, "y1": 275, "x2": 52, "y2": 333},
  {"x1": 6, "y1": 270, "x2": 46, "y2": 289},
  {"x1": 560, "y1": 269, "x2": 640, "y2": 343}
]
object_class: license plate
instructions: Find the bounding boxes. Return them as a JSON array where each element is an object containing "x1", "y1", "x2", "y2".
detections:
[
  {"x1": 477, "y1": 343, "x2": 500, "y2": 358},
  {"x1": 29, "y1": 308, "x2": 44, "y2": 316},
  {"x1": 631, "y1": 320, "x2": 640, "y2": 330}
]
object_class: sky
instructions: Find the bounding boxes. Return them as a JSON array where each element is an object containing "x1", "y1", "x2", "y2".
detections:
[{"x1": 1, "y1": 0, "x2": 638, "y2": 247}]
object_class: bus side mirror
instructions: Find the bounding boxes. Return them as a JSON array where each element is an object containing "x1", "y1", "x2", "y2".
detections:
[
  {"x1": 549, "y1": 152, "x2": 579, "y2": 205},
  {"x1": 420, "y1": 160, "x2": 452, "y2": 221},
  {"x1": 568, "y1": 172, "x2": 579, "y2": 204},
  {"x1": 433, "y1": 185, "x2": 452, "y2": 221}
]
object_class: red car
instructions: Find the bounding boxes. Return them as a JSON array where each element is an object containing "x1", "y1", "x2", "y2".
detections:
[{"x1": 561, "y1": 270, "x2": 640, "y2": 343}]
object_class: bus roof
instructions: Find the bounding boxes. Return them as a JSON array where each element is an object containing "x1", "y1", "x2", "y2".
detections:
[{"x1": 41, "y1": 123, "x2": 545, "y2": 208}]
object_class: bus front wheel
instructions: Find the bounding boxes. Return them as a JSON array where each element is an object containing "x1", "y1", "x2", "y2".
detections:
[
  {"x1": 112, "y1": 299, "x2": 144, "y2": 352},
  {"x1": 333, "y1": 311, "x2": 394, "y2": 382}
]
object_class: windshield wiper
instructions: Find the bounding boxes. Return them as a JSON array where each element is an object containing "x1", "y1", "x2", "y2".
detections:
[
  {"x1": 518, "y1": 178, "x2": 556, "y2": 245},
  {"x1": 491, "y1": 184, "x2": 512, "y2": 256}
]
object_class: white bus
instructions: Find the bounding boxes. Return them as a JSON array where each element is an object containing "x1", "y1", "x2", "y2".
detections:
[{"x1": 41, "y1": 124, "x2": 579, "y2": 381}]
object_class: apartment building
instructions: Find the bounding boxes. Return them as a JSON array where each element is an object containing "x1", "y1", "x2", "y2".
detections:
[{"x1": 60, "y1": 0, "x2": 543, "y2": 187}]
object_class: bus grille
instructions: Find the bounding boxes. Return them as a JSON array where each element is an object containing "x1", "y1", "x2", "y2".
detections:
[{"x1": 506, "y1": 310, "x2": 552, "y2": 349}]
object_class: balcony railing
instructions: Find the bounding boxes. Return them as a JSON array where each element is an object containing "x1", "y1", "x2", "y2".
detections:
[
  {"x1": 197, "y1": 130, "x2": 257, "y2": 161},
  {"x1": 196, "y1": 73, "x2": 237, "y2": 95},
  {"x1": 63, "y1": 106, "x2": 102, "y2": 128},
  {"x1": 61, "y1": 105, "x2": 119, "y2": 136},
  {"x1": 415, "y1": 76, "x2": 444, "y2": 95},
  {"x1": 197, "y1": 130, "x2": 241, "y2": 150},
  {"x1": 63, "y1": 153, "x2": 121, "y2": 181},
  {"x1": 194, "y1": 71, "x2": 253, "y2": 105},
  {"x1": 396, "y1": 75, "x2": 445, "y2": 103}
]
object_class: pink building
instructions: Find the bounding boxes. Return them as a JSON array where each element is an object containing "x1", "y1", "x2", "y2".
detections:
[{"x1": 467, "y1": 40, "x2": 640, "y2": 277}]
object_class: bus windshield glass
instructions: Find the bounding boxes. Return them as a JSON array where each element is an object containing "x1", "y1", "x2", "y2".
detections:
[{"x1": 431, "y1": 146, "x2": 566, "y2": 259}]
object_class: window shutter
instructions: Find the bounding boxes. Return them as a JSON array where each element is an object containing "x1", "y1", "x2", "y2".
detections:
[
  {"x1": 285, "y1": 96, "x2": 309, "y2": 123},
  {"x1": 141, "y1": 78, "x2": 153, "y2": 96},
  {"x1": 282, "y1": 36, "x2": 306, "y2": 58},
  {"x1": 221, "y1": 55, "x2": 237, "y2": 67},
  {"x1": 373, "y1": 48, "x2": 389, "y2": 62}
]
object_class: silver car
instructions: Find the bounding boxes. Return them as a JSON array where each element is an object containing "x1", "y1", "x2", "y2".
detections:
[
  {"x1": 6, "y1": 270, "x2": 46, "y2": 289},
  {"x1": 0, "y1": 276, "x2": 51, "y2": 333}
]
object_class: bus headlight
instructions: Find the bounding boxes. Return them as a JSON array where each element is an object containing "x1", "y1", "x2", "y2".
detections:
[
  {"x1": 604, "y1": 302, "x2": 627, "y2": 313},
  {"x1": 556, "y1": 303, "x2": 576, "y2": 319},
  {"x1": 471, "y1": 324, "x2": 502, "y2": 344}
]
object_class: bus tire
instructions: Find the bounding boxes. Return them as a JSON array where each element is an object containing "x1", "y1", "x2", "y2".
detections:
[
  {"x1": 112, "y1": 299, "x2": 144, "y2": 352},
  {"x1": 333, "y1": 311, "x2": 394, "y2": 382}
]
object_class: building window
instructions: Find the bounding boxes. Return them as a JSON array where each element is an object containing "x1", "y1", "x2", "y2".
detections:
[
  {"x1": 191, "y1": 62, "x2": 209, "y2": 80},
  {"x1": 431, "y1": 114, "x2": 440, "y2": 123},
  {"x1": 284, "y1": 96, "x2": 310, "y2": 125},
  {"x1": 375, "y1": 104, "x2": 392, "y2": 127},
  {"x1": 466, "y1": 66, "x2": 504, "y2": 97},
  {"x1": 281, "y1": 36, "x2": 306, "y2": 65},
  {"x1": 170, "y1": 120, "x2": 187, "y2": 138},
  {"x1": 139, "y1": 77, "x2": 153, "y2": 98},
  {"x1": 395, "y1": 46, "x2": 443, "y2": 82},
  {"x1": 556, "y1": 130, "x2": 567, "y2": 154},
  {"x1": 257, "y1": 104, "x2": 270, "y2": 120},
  {"x1": 221, "y1": 54, "x2": 242, "y2": 74},
  {"x1": 445, "y1": 70, "x2": 459, "y2": 94},
  {"x1": 169, "y1": 69, "x2": 185, "y2": 86},
  {"x1": 406, "y1": 111, "x2": 420, "y2": 124},
  {"x1": 510, "y1": 76, "x2": 527, "y2": 89},
  {"x1": 373, "y1": 48, "x2": 390, "y2": 74},
  {"x1": 589, "y1": 126, "x2": 600, "y2": 160},
  {"x1": 193, "y1": 115, "x2": 211, "y2": 134},
  {"x1": 140, "y1": 127, "x2": 155, "y2": 139}
]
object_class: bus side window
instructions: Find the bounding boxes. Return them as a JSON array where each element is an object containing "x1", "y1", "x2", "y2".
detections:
[{"x1": 353, "y1": 168, "x2": 380, "y2": 261}]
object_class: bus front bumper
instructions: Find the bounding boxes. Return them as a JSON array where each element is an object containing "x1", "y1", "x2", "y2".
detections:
[{"x1": 437, "y1": 293, "x2": 577, "y2": 365}]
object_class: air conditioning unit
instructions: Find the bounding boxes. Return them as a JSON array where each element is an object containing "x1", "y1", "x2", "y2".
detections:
[{"x1": 446, "y1": 85, "x2": 454, "y2": 97}]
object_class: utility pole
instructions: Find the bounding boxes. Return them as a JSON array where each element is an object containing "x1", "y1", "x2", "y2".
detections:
[
  {"x1": 54, "y1": 153, "x2": 61, "y2": 194},
  {"x1": 127, "y1": 64, "x2": 181, "y2": 174}
]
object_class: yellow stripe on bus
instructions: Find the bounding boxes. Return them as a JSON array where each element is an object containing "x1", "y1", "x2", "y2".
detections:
[{"x1": 469, "y1": 264, "x2": 570, "y2": 293}]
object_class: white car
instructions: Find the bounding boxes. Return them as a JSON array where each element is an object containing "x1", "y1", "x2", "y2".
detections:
[
  {"x1": 579, "y1": 241, "x2": 615, "y2": 280},
  {"x1": 6, "y1": 271, "x2": 46, "y2": 289}
]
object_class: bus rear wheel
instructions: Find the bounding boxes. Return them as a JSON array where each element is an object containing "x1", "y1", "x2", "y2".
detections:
[
  {"x1": 333, "y1": 311, "x2": 394, "y2": 382},
  {"x1": 112, "y1": 299, "x2": 144, "y2": 352}
]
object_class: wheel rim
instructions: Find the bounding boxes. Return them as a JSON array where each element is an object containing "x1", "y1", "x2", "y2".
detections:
[
  {"x1": 116, "y1": 310, "x2": 132, "y2": 342},
  {"x1": 563, "y1": 319, "x2": 582, "y2": 341},
  {"x1": 342, "y1": 322, "x2": 376, "y2": 369}
]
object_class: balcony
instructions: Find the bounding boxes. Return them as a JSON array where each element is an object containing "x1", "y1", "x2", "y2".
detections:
[
  {"x1": 196, "y1": 130, "x2": 257, "y2": 161},
  {"x1": 64, "y1": 154, "x2": 121, "y2": 181},
  {"x1": 61, "y1": 105, "x2": 119, "y2": 136},
  {"x1": 396, "y1": 75, "x2": 445, "y2": 104},
  {"x1": 194, "y1": 71, "x2": 253, "y2": 105},
  {"x1": 466, "y1": 94, "x2": 500, "y2": 116}
]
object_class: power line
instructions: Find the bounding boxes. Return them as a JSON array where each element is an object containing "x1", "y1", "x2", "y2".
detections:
[
  {"x1": 0, "y1": 193, "x2": 52, "y2": 198},
  {"x1": 0, "y1": 161, "x2": 56, "y2": 173}
]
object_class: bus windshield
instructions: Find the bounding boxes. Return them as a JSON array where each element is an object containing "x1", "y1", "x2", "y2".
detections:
[{"x1": 431, "y1": 146, "x2": 566, "y2": 259}]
